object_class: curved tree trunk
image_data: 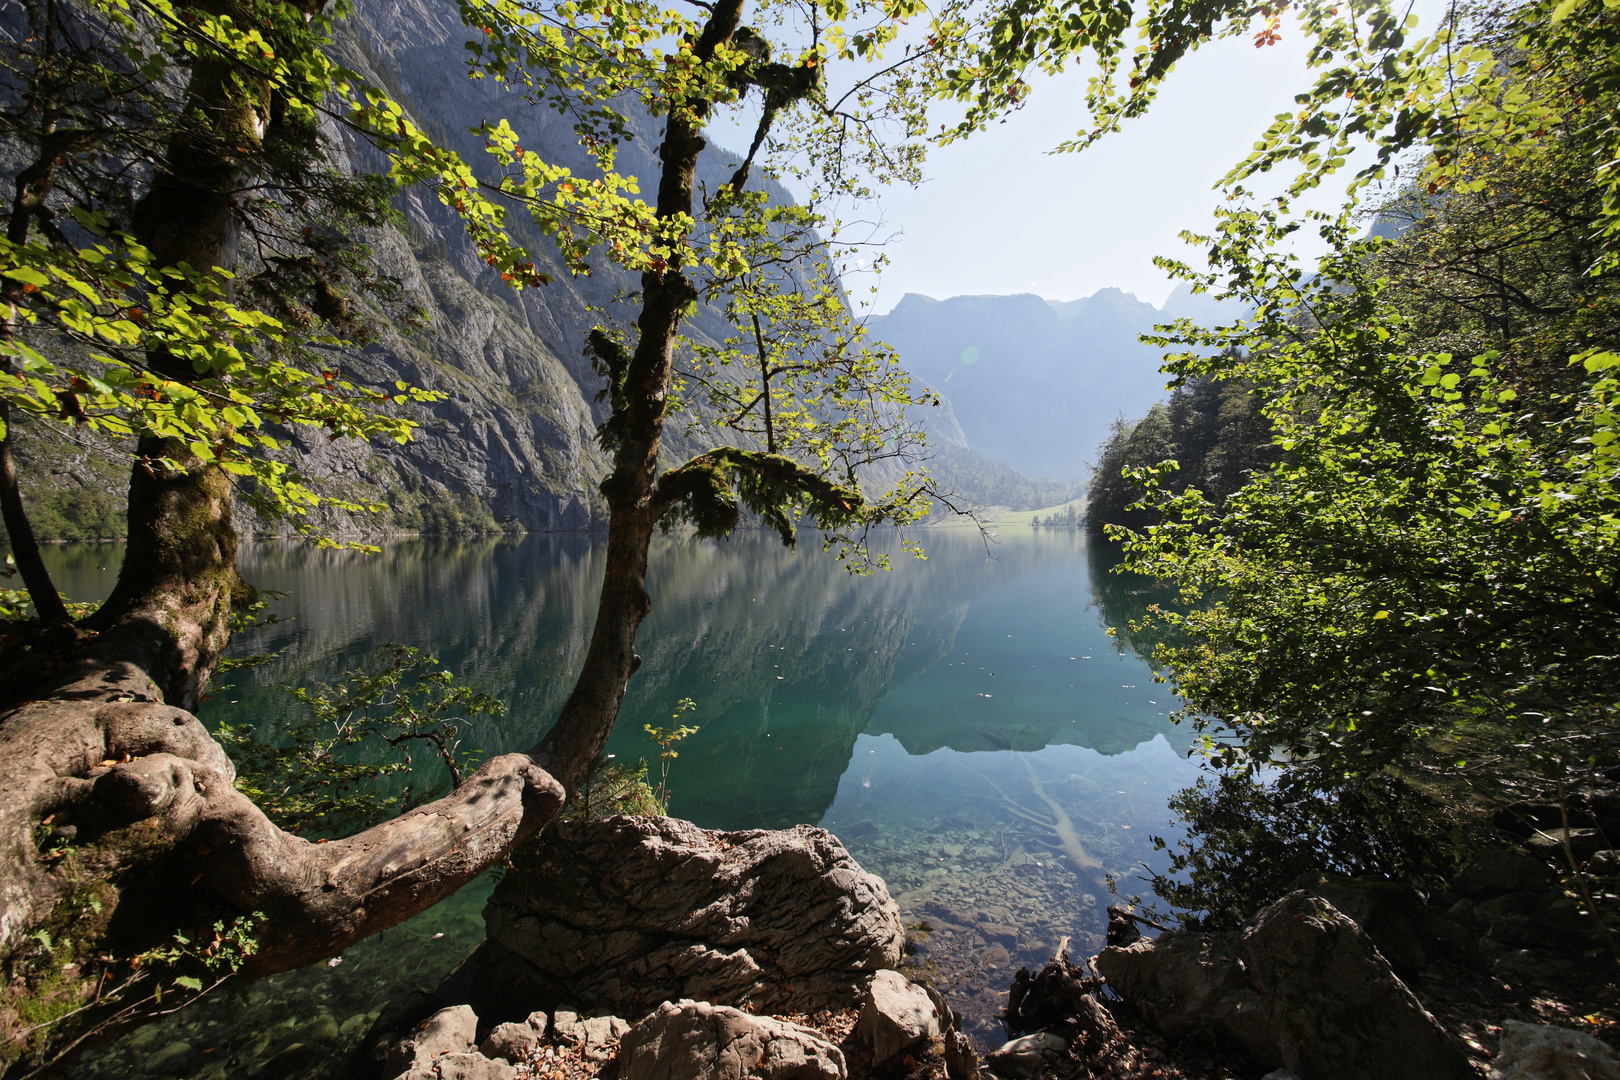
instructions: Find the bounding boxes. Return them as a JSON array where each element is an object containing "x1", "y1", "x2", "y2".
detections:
[{"x1": 530, "y1": 0, "x2": 746, "y2": 797}]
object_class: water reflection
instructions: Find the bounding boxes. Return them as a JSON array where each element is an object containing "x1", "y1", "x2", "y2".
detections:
[{"x1": 39, "y1": 529, "x2": 1196, "y2": 1072}]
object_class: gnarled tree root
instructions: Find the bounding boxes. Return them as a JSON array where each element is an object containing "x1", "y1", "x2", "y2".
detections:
[{"x1": 0, "y1": 656, "x2": 563, "y2": 1075}]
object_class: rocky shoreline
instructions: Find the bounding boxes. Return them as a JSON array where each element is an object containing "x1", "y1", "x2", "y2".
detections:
[
  {"x1": 75, "y1": 816, "x2": 1619, "y2": 1080},
  {"x1": 341, "y1": 817, "x2": 1617, "y2": 1080}
]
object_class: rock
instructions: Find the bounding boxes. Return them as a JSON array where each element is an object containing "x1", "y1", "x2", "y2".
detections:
[
  {"x1": 550, "y1": 1010, "x2": 584, "y2": 1047},
  {"x1": 1475, "y1": 893, "x2": 1539, "y2": 920},
  {"x1": 853, "y1": 970, "x2": 941, "y2": 1067},
  {"x1": 478, "y1": 1012, "x2": 548, "y2": 1064},
  {"x1": 144, "y1": 1041, "x2": 200, "y2": 1076},
  {"x1": 1261, "y1": 1072, "x2": 1302, "y2": 1080},
  {"x1": 1528, "y1": 893, "x2": 1603, "y2": 949},
  {"x1": 384, "y1": 1005, "x2": 478, "y2": 1078},
  {"x1": 1293, "y1": 872, "x2": 1461, "y2": 977},
  {"x1": 1527, "y1": 827, "x2": 1607, "y2": 862},
  {"x1": 430, "y1": 1053, "x2": 517, "y2": 1080},
  {"x1": 984, "y1": 1032, "x2": 1068, "y2": 1078},
  {"x1": 1096, "y1": 892, "x2": 1472, "y2": 1080},
  {"x1": 1488, "y1": 1020, "x2": 1620, "y2": 1080},
  {"x1": 251, "y1": 1042, "x2": 325, "y2": 1080},
  {"x1": 296, "y1": 1014, "x2": 341, "y2": 1044},
  {"x1": 616, "y1": 999, "x2": 846, "y2": 1080},
  {"x1": 1590, "y1": 849, "x2": 1620, "y2": 878},
  {"x1": 1455, "y1": 850, "x2": 1556, "y2": 900},
  {"x1": 943, "y1": 1030, "x2": 982, "y2": 1080},
  {"x1": 348, "y1": 990, "x2": 442, "y2": 1080},
  {"x1": 477, "y1": 817, "x2": 905, "y2": 1019},
  {"x1": 1491, "y1": 949, "x2": 1540, "y2": 981},
  {"x1": 580, "y1": 1015, "x2": 633, "y2": 1062},
  {"x1": 1483, "y1": 914, "x2": 1531, "y2": 952}
]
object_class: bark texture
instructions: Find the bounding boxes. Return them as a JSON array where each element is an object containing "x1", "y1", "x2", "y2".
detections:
[{"x1": 0, "y1": 638, "x2": 564, "y2": 1073}]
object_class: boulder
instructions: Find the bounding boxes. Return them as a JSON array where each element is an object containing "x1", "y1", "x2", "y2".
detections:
[
  {"x1": 1096, "y1": 892, "x2": 1472, "y2": 1080},
  {"x1": 581, "y1": 1016, "x2": 634, "y2": 1062},
  {"x1": 984, "y1": 1033, "x2": 1068, "y2": 1079},
  {"x1": 1526, "y1": 828, "x2": 1607, "y2": 863},
  {"x1": 475, "y1": 817, "x2": 905, "y2": 1019},
  {"x1": 1292, "y1": 872, "x2": 1470, "y2": 977},
  {"x1": 478, "y1": 1012, "x2": 548, "y2": 1064},
  {"x1": 384, "y1": 1006, "x2": 479, "y2": 1078},
  {"x1": 853, "y1": 970, "x2": 942, "y2": 1067},
  {"x1": 617, "y1": 999, "x2": 846, "y2": 1080},
  {"x1": 1454, "y1": 850, "x2": 1556, "y2": 900},
  {"x1": 1489, "y1": 1020, "x2": 1620, "y2": 1080}
]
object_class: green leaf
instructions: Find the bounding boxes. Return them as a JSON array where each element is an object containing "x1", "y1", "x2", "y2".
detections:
[{"x1": 3, "y1": 268, "x2": 50, "y2": 287}]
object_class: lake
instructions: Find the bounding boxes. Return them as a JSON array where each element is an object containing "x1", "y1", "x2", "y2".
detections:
[{"x1": 49, "y1": 528, "x2": 1199, "y2": 1075}]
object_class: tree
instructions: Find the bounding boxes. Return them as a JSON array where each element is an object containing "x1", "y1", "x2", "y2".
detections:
[
  {"x1": 1082, "y1": 373, "x2": 1275, "y2": 536},
  {"x1": 0, "y1": 0, "x2": 654, "y2": 1061},
  {"x1": 1113, "y1": 0, "x2": 1620, "y2": 924},
  {"x1": 460, "y1": 0, "x2": 1303, "y2": 797},
  {"x1": 0, "y1": 0, "x2": 1357, "y2": 1066}
]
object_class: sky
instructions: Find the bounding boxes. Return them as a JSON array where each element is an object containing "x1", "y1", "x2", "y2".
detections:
[
  {"x1": 862, "y1": 33, "x2": 1326, "y2": 312},
  {"x1": 710, "y1": 12, "x2": 1425, "y2": 314}
]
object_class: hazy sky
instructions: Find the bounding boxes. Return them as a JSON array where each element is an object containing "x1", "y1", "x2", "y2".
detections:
[
  {"x1": 705, "y1": 17, "x2": 1397, "y2": 314},
  {"x1": 862, "y1": 32, "x2": 1326, "y2": 312}
]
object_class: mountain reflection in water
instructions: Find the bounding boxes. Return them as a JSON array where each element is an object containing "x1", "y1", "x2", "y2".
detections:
[{"x1": 47, "y1": 529, "x2": 1199, "y2": 1069}]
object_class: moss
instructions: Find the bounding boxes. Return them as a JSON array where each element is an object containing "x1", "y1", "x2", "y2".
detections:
[{"x1": 1, "y1": 812, "x2": 218, "y2": 1069}]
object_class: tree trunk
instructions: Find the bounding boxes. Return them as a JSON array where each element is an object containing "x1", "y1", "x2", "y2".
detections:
[
  {"x1": 531, "y1": 0, "x2": 746, "y2": 797},
  {"x1": 0, "y1": 4, "x2": 569, "y2": 1070},
  {"x1": 76, "y1": 28, "x2": 269, "y2": 706}
]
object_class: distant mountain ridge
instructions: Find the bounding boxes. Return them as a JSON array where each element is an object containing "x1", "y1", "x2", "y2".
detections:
[{"x1": 869, "y1": 282, "x2": 1226, "y2": 480}]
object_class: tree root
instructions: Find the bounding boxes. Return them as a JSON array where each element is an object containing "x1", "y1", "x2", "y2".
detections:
[{"x1": 0, "y1": 648, "x2": 563, "y2": 1073}]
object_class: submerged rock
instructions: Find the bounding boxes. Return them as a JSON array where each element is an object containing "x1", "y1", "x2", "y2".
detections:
[
  {"x1": 1096, "y1": 892, "x2": 1473, "y2": 1080},
  {"x1": 616, "y1": 999, "x2": 846, "y2": 1080},
  {"x1": 473, "y1": 817, "x2": 905, "y2": 1020}
]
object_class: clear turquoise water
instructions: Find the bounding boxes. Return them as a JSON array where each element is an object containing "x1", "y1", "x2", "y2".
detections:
[{"x1": 47, "y1": 529, "x2": 1199, "y2": 1072}]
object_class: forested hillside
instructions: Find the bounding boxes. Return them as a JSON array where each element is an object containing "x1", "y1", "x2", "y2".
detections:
[{"x1": 1082, "y1": 371, "x2": 1276, "y2": 534}]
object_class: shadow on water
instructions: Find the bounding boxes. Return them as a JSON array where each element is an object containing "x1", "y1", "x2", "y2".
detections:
[{"x1": 37, "y1": 529, "x2": 1198, "y2": 1069}]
